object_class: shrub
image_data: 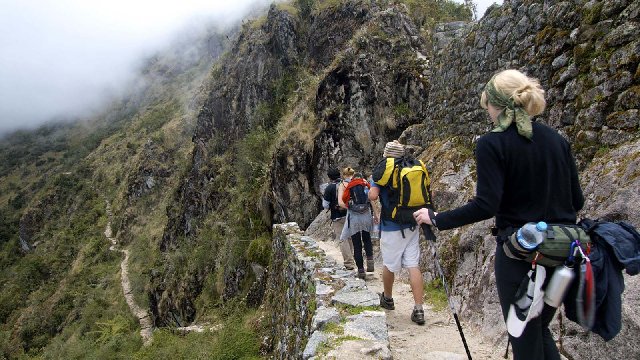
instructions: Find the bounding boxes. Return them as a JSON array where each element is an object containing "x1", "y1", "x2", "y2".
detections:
[{"x1": 246, "y1": 235, "x2": 272, "y2": 267}]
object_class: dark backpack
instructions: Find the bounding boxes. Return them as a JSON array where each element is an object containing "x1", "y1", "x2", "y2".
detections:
[
  {"x1": 348, "y1": 183, "x2": 369, "y2": 213},
  {"x1": 324, "y1": 181, "x2": 346, "y2": 217},
  {"x1": 372, "y1": 156, "x2": 432, "y2": 225}
]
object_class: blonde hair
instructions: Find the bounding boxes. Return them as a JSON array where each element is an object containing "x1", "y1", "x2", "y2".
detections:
[
  {"x1": 342, "y1": 167, "x2": 355, "y2": 177},
  {"x1": 480, "y1": 69, "x2": 546, "y2": 116}
]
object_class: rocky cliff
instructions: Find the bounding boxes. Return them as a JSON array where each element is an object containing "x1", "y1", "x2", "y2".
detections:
[
  {"x1": 151, "y1": 0, "x2": 441, "y2": 326},
  {"x1": 405, "y1": 1, "x2": 640, "y2": 359}
]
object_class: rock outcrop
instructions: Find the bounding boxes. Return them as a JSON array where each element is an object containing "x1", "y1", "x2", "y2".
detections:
[{"x1": 396, "y1": 0, "x2": 640, "y2": 358}]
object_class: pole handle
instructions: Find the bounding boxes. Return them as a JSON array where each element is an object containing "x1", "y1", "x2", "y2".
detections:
[{"x1": 421, "y1": 224, "x2": 436, "y2": 242}]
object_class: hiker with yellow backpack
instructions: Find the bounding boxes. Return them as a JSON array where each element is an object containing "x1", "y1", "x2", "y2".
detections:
[
  {"x1": 414, "y1": 69, "x2": 584, "y2": 360},
  {"x1": 369, "y1": 140, "x2": 434, "y2": 325}
]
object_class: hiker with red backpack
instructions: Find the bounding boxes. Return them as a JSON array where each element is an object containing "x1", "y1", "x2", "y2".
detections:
[
  {"x1": 414, "y1": 69, "x2": 584, "y2": 360},
  {"x1": 369, "y1": 140, "x2": 434, "y2": 325},
  {"x1": 338, "y1": 168, "x2": 374, "y2": 279},
  {"x1": 322, "y1": 167, "x2": 356, "y2": 270}
]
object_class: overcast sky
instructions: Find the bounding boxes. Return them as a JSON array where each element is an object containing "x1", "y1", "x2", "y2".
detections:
[{"x1": 0, "y1": 0, "x2": 502, "y2": 135}]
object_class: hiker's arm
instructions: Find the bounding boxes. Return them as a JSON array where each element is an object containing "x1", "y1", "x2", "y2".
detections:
[
  {"x1": 430, "y1": 137, "x2": 502, "y2": 230},
  {"x1": 369, "y1": 185, "x2": 381, "y2": 223},
  {"x1": 338, "y1": 183, "x2": 348, "y2": 209},
  {"x1": 368, "y1": 186, "x2": 380, "y2": 201}
]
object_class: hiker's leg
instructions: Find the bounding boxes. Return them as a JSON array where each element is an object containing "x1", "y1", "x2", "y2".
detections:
[
  {"x1": 361, "y1": 230, "x2": 373, "y2": 258},
  {"x1": 401, "y1": 228, "x2": 423, "y2": 305},
  {"x1": 380, "y1": 230, "x2": 403, "y2": 298},
  {"x1": 540, "y1": 304, "x2": 561, "y2": 360},
  {"x1": 334, "y1": 218, "x2": 354, "y2": 268},
  {"x1": 407, "y1": 267, "x2": 424, "y2": 305},
  {"x1": 495, "y1": 243, "x2": 547, "y2": 360},
  {"x1": 351, "y1": 231, "x2": 364, "y2": 270},
  {"x1": 494, "y1": 244, "x2": 531, "y2": 321},
  {"x1": 382, "y1": 265, "x2": 395, "y2": 297}
]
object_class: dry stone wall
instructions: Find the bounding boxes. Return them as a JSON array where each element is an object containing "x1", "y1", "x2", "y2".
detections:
[
  {"x1": 420, "y1": 0, "x2": 639, "y2": 167},
  {"x1": 264, "y1": 223, "x2": 390, "y2": 359}
]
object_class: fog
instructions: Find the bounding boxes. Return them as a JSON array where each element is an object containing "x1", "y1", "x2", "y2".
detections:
[
  {"x1": 0, "y1": 0, "x2": 273, "y2": 135},
  {"x1": 0, "y1": 0, "x2": 502, "y2": 135}
]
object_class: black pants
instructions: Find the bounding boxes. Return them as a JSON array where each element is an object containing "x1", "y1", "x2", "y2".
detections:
[
  {"x1": 495, "y1": 243, "x2": 561, "y2": 360},
  {"x1": 351, "y1": 231, "x2": 373, "y2": 270}
]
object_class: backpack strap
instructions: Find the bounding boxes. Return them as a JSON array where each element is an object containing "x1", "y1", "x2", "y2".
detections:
[{"x1": 420, "y1": 171, "x2": 429, "y2": 206}]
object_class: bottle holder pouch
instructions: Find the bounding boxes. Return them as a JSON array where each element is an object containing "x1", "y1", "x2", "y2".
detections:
[{"x1": 503, "y1": 224, "x2": 591, "y2": 267}]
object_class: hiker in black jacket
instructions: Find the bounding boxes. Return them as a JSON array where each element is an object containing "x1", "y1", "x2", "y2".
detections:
[
  {"x1": 414, "y1": 69, "x2": 584, "y2": 360},
  {"x1": 323, "y1": 167, "x2": 356, "y2": 270}
]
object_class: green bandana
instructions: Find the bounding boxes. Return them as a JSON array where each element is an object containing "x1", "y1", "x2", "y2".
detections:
[{"x1": 484, "y1": 77, "x2": 532, "y2": 140}]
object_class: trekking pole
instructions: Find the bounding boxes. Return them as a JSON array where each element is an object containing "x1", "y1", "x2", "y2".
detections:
[{"x1": 422, "y1": 224, "x2": 473, "y2": 360}]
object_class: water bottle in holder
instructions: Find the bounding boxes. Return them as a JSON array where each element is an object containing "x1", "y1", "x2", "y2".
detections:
[
  {"x1": 503, "y1": 221, "x2": 548, "y2": 262},
  {"x1": 516, "y1": 221, "x2": 548, "y2": 250}
]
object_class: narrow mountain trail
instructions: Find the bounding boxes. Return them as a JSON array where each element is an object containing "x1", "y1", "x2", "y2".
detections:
[
  {"x1": 316, "y1": 238, "x2": 504, "y2": 360},
  {"x1": 103, "y1": 200, "x2": 153, "y2": 346}
]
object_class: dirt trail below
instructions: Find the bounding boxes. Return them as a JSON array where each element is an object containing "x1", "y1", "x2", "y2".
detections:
[
  {"x1": 316, "y1": 238, "x2": 506, "y2": 360},
  {"x1": 104, "y1": 200, "x2": 153, "y2": 346}
]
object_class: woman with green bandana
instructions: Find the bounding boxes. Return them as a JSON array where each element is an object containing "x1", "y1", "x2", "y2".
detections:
[{"x1": 414, "y1": 69, "x2": 584, "y2": 360}]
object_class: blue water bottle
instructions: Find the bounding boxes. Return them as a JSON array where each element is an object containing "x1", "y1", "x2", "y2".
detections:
[{"x1": 516, "y1": 221, "x2": 547, "y2": 250}]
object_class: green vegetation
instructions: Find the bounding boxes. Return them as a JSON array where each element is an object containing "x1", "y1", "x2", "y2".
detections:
[
  {"x1": 439, "y1": 232, "x2": 461, "y2": 286},
  {"x1": 296, "y1": 0, "x2": 314, "y2": 18},
  {"x1": 335, "y1": 303, "x2": 380, "y2": 316},
  {"x1": 0, "y1": 14, "x2": 225, "y2": 359},
  {"x1": 582, "y1": 1, "x2": 603, "y2": 25},
  {"x1": 394, "y1": 102, "x2": 412, "y2": 117},
  {"x1": 323, "y1": 322, "x2": 345, "y2": 335},
  {"x1": 399, "y1": 0, "x2": 473, "y2": 29},
  {"x1": 424, "y1": 278, "x2": 448, "y2": 312},
  {"x1": 135, "y1": 305, "x2": 262, "y2": 360}
]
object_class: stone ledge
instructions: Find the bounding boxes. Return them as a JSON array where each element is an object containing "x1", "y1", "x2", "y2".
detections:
[{"x1": 273, "y1": 223, "x2": 391, "y2": 359}]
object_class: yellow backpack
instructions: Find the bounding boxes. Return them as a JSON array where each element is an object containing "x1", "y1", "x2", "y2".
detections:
[{"x1": 372, "y1": 157, "x2": 433, "y2": 225}]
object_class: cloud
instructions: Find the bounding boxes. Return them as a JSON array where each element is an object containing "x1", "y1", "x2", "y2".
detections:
[
  {"x1": 0, "y1": 0, "x2": 270, "y2": 134},
  {"x1": 0, "y1": 0, "x2": 504, "y2": 135}
]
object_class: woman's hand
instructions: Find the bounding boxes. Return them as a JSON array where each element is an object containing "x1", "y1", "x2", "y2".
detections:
[{"x1": 413, "y1": 208, "x2": 436, "y2": 225}]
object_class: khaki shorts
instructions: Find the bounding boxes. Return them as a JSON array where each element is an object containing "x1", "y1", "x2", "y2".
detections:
[{"x1": 380, "y1": 227, "x2": 420, "y2": 273}]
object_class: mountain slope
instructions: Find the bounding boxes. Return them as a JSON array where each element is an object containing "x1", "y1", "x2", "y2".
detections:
[{"x1": 0, "y1": 21, "x2": 232, "y2": 358}]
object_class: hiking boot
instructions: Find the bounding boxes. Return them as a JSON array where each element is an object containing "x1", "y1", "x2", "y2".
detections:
[
  {"x1": 411, "y1": 308, "x2": 425, "y2": 325},
  {"x1": 357, "y1": 269, "x2": 366, "y2": 279},
  {"x1": 366, "y1": 258, "x2": 374, "y2": 272},
  {"x1": 344, "y1": 264, "x2": 355, "y2": 270},
  {"x1": 379, "y1": 293, "x2": 395, "y2": 310}
]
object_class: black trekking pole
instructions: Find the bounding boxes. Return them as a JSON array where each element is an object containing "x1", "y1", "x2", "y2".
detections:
[{"x1": 421, "y1": 223, "x2": 473, "y2": 360}]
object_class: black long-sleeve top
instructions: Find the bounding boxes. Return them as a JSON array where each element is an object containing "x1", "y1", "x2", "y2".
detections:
[{"x1": 435, "y1": 122, "x2": 584, "y2": 231}]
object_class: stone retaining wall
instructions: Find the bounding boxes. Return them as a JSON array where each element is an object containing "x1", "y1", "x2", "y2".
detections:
[{"x1": 264, "y1": 223, "x2": 390, "y2": 359}]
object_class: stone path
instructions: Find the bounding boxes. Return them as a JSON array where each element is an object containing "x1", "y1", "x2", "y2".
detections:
[
  {"x1": 316, "y1": 237, "x2": 504, "y2": 360},
  {"x1": 104, "y1": 200, "x2": 153, "y2": 346}
]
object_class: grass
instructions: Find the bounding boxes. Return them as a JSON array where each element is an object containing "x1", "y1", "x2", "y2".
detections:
[
  {"x1": 424, "y1": 278, "x2": 448, "y2": 312},
  {"x1": 134, "y1": 309, "x2": 263, "y2": 360},
  {"x1": 323, "y1": 322, "x2": 344, "y2": 335},
  {"x1": 335, "y1": 304, "x2": 380, "y2": 316}
]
